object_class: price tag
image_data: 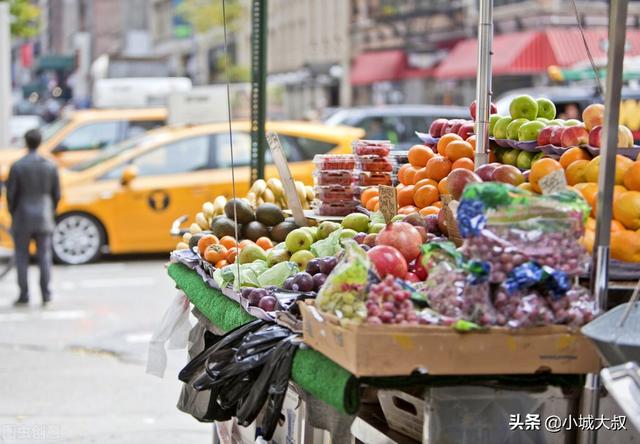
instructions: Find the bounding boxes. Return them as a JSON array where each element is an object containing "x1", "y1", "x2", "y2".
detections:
[
  {"x1": 378, "y1": 185, "x2": 397, "y2": 224},
  {"x1": 266, "y1": 131, "x2": 307, "y2": 227},
  {"x1": 539, "y1": 169, "x2": 567, "y2": 195}
]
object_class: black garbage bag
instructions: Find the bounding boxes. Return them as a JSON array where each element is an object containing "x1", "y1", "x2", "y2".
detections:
[
  {"x1": 236, "y1": 325, "x2": 291, "y2": 360},
  {"x1": 179, "y1": 319, "x2": 265, "y2": 383}
]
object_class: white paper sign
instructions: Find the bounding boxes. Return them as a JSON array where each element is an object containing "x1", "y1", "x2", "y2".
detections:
[{"x1": 539, "y1": 169, "x2": 567, "y2": 195}]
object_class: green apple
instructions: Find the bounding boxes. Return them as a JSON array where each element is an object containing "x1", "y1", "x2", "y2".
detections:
[
  {"x1": 341, "y1": 213, "x2": 370, "y2": 233},
  {"x1": 516, "y1": 150, "x2": 535, "y2": 170},
  {"x1": 290, "y1": 250, "x2": 316, "y2": 270},
  {"x1": 488, "y1": 114, "x2": 502, "y2": 137},
  {"x1": 302, "y1": 226, "x2": 319, "y2": 241},
  {"x1": 506, "y1": 118, "x2": 529, "y2": 140},
  {"x1": 536, "y1": 98, "x2": 556, "y2": 120},
  {"x1": 493, "y1": 146, "x2": 506, "y2": 162},
  {"x1": 502, "y1": 149, "x2": 520, "y2": 166},
  {"x1": 548, "y1": 119, "x2": 564, "y2": 126},
  {"x1": 493, "y1": 117, "x2": 513, "y2": 139},
  {"x1": 518, "y1": 121, "x2": 546, "y2": 141},
  {"x1": 340, "y1": 228, "x2": 358, "y2": 239},
  {"x1": 536, "y1": 117, "x2": 550, "y2": 124},
  {"x1": 564, "y1": 119, "x2": 581, "y2": 126},
  {"x1": 391, "y1": 215, "x2": 405, "y2": 222},
  {"x1": 531, "y1": 151, "x2": 546, "y2": 165},
  {"x1": 239, "y1": 244, "x2": 267, "y2": 264},
  {"x1": 368, "y1": 222, "x2": 386, "y2": 234},
  {"x1": 317, "y1": 221, "x2": 340, "y2": 240},
  {"x1": 509, "y1": 95, "x2": 538, "y2": 120},
  {"x1": 285, "y1": 228, "x2": 314, "y2": 253}
]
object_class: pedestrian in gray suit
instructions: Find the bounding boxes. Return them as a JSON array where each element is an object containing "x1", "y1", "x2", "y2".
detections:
[{"x1": 6, "y1": 129, "x2": 60, "y2": 306}]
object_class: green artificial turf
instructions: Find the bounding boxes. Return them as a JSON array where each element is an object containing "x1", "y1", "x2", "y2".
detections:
[{"x1": 167, "y1": 262, "x2": 359, "y2": 415}]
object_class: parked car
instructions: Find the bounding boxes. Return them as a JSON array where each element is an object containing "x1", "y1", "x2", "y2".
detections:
[
  {"x1": 0, "y1": 121, "x2": 363, "y2": 265},
  {"x1": 496, "y1": 86, "x2": 640, "y2": 143},
  {"x1": 324, "y1": 105, "x2": 469, "y2": 149},
  {"x1": 8, "y1": 115, "x2": 43, "y2": 145},
  {"x1": 0, "y1": 108, "x2": 167, "y2": 174}
]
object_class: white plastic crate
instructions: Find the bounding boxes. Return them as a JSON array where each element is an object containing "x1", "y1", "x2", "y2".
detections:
[{"x1": 378, "y1": 390, "x2": 425, "y2": 441}]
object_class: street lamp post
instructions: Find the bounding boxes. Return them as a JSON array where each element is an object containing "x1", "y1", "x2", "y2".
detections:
[{"x1": 474, "y1": 0, "x2": 493, "y2": 167}]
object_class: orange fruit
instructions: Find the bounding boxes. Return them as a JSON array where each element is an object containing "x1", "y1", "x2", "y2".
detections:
[
  {"x1": 559, "y1": 147, "x2": 591, "y2": 169},
  {"x1": 529, "y1": 158, "x2": 563, "y2": 193},
  {"x1": 373, "y1": 201, "x2": 380, "y2": 211},
  {"x1": 615, "y1": 155, "x2": 635, "y2": 185},
  {"x1": 419, "y1": 206, "x2": 440, "y2": 216},
  {"x1": 408, "y1": 145, "x2": 435, "y2": 167},
  {"x1": 611, "y1": 219, "x2": 625, "y2": 232},
  {"x1": 197, "y1": 234, "x2": 219, "y2": 256},
  {"x1": 574, "y1": 182, "x2": 599, "y2": 214},
  {"x1": 584, "y1": 156, "x2": 600, "y2": 183},
  {"x1": 219, "y1": 235, "x2": 237, "y2": 250},
  {"x1": 586, "y1": 217, "x2": 596, "y2": 231},
  {"x1": 204, "y1": 244, "x2": 228, "y2": 264},
  {"x1": 445, "y1": 140, "x2": 474, "y2": 162},
  {"x1": 424, "y1": 156, "x2": 452, "y2": 182},
  {"x1": 431, "y1": 200, "x2": 443, "y2": 209},
  {"x1": 398, "y1": 205, "x2": 419, "y2": 215},
  {"x1": 215, "y1": 259, "x2": 229, "y2": 269},
  {"x1": 518, "y1": 182, "x2": 536, "y2": 193},
  {"x1": 256, "y1": 237, "x2": 273, "y2": 250},
  {"x1": 466, "y1": 135, "x2": 476, "y2": 151},
  {"x1": 413, "y1": 184, "x2": 439, "y2": 208},
  {"x1": 365, "y1": 196, "x2": 380, "y2": 211},
  {"x1": 360, "y1": 187, "x2": 379, "y2": 206},
  {"x1": 403, "y1": 166, "x2": 418, "y2": 186},
  {"x1": 226, "y1": 247, "x2": 238, "y2": 264},
  {"x1": 580, "y1": 229, "x2": 595, "y2": 253},
  {"x1": 565, "y1": 159, "x2": 590, "y2": 185},
  {"x1": 238, "y1": 239, "x2": 254, "y2": 249},
  {"x1": 397, "y1": 185, "x2": 415, "y2": 207},
  {"x1": 610, "y1": 229, "x2": 640, "y2": 262},
  {"x1": 397, "y1": 164, "x2": 410, "y2": 185},
  {"x1": 624, "y1": 162, "x2": 640, "y2": 191},
  {"x1": 613, "y1": 190, "x2": 640, "y2": 230},
  {"x1": 414, "y1": 178, "x2": 439, "y2": 190},
  {"x1": 451, "y1": 157, "x2": 474, "y2": 171},
  {"x1": 396, "y1": 183, "x2": 405, "y2": 191},
  {"x1": 438, "y1": 177, "x2": 450, "y2": 195},
  {"x1": 436, "y1": 133, "x2": 462, "y2": 156},
  {"x1": 412, "y1": 167, "x2": 431, "y2": 184}
]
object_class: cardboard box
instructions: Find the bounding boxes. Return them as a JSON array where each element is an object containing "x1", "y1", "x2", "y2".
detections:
[{"x1": 300, "y1": 302, "x2": 601, "y2": 377}]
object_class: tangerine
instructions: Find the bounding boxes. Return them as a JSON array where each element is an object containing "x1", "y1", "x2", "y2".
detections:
[
  {"x1": 413, "y1": 184, "x2": 439, "y2": 208},
  {"x1": 360, "y1": 187, "x2": 379, "y2": 206},
  {"x1": 436, "y1": 133, "x2": 462, "y2": 156},
  {"x1": 451, "y1": 157, "x2": 474, "y2": 171},
  {"x1": 419, "y1": 206, "x2": 440, "y2": 216},
  {"x1": 424, "y1": 156, "x2": 452, "y2": 182},
  {"x1": 559, "y1": 147, "x2": 591, "y2": 169},
  {"x1": 397, "y1": 185, "x2": 416, "y2": 207},
  {"x1": 197, "y1": 234, "x2": 219, "y2": 256},
  {"x1": 414, "y1": 178, "x2": 439, "y2": 190},
  {"x1": 204, "y1": 244, "x2": 228, "y2": 264},
  {"x1": 397, "y1": 164, "x2": 411, "y2": 185},
  {"x1": 256, "y1": 237, "x2": 273, "y2": 250},
  {"x1": 445, "y1": 140, "x2": 474, "y2": 162},
  {"x1": 408, "y1": 145, "x2": 435, "y2": 167},
  {"x1": 403, "y1": 166, "x2": 418, "y2": 186},
  {"x1": 226, "y1": 247, "x2": 238, "y2": 264},
  {"x1": 398, "y1": 205, "x2": 419, "y2": 215},
  {"x1": 413, "y1": 167, "x2": 432, "y2": 184},
  {"x1": 529, "y1": 158, "x2": 563, "y2": 193},
  {"x1": 219, "y1": 235, "x2": 237, "y2": 250},
  {"x1": 365, "y1": 196, "x2": 380, "y2": 211},
  {"x1": 438, "y1": 177, "x2": 450, "y2": 195}
]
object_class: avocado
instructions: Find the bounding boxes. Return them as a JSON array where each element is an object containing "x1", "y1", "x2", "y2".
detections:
[
  {"x1": 255, "y1": 203, "x2": 285, "y2": 226},
  {"x1": 224, "y1": 199, "x2": 255, "y2": 225},
  {"x1": 210, "y1": 216, "x2": 237, "y2": 239},
  {"x1": 242, "y1": 221, "x2": 269, "y2": 242},
  {"x1": 189, "y1": 233, "x2": 204, "y2": 251},
  {"x1": 270, "y1": 220, "x2": 299, "y2": 243}
]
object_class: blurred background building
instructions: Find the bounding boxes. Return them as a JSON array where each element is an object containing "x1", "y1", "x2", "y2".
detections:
[{"x1": 7, "y1": 0, "x2": 640, "y2": 121}]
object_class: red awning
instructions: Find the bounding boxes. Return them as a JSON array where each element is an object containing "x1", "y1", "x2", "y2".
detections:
[
  {"x1": 351, "y1": 50, "x2": 408, "y2": 86},
  {"x1": 435, "y1": 28, "x2": 640, "y2": 79}
]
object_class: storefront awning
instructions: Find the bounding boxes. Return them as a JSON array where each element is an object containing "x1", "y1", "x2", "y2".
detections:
[
  {"x1": 435, "y1": 28, "x2": 640, "y2": 79},
  {"x1": 351, "y1": 50, "x2": 407, "y2": 86}
]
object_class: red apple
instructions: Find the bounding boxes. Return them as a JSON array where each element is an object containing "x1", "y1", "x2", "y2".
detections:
[
  {"x1": 458, "y1": 122, "x2": 475, "y2": 140},
  {"x1": 376, "y1": 222, "x2": 423, "y2": 262},
  {"x1": 475, "y1": 163, "x2": 498, "y2": 181},
  {"x1": 469, "y1": 100, "x2": 498, "y2": 120},
  {"x1": 412, "y1": 254, "x2": 428, "y2": 280},
  {"x1": 537, "y1": 126, "x2": 555, "y2": 146},
  {"x1": 561, "y1": 125, "x2": 589, "y2": 147},
  {"x1": 589, "y1": 125, "x2": 602, "y2": 147},
  {"x1": 491, "y1": 164, "x2": 525, "y2": 186},
  {"x1": 447, "y1": 169, "x2": 483, "y2": 200},
  {"x1": 443, "y1": 119, "x2": 465, "y2": 135},
  {"x1": 582, "y1": 104, "x2": 604, "y2": 131},
  {"x1": 405, "y1": 272, "x2": 420, "y2": 283},
  {"x1": 429, "y1": 118, "x2": 448, "y2": 138},
  {"x1": 549, "y1": 126, "x2": 566, "y2": 146},
  {"x1": 619, "y1": 125, "x2": 634, "y2": 147},
  {"x1": 367, "y1": 245, "x2": 408, "y2": 279}
]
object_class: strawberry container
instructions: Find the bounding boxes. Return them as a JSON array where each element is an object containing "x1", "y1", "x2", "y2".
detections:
[{"x1": 313, "y1": 154, "x2": 356, "y2": 170}]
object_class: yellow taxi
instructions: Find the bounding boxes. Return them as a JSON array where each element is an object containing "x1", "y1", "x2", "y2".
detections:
[
  {"x1": 29, "y1": 121, "x2": 363, "y2": 265},
  {"x1": 0, "y1": 108, "x2": 167, "y2": 172}
]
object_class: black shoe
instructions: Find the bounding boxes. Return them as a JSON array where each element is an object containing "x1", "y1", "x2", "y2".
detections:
[
  {"x1": 42, "y1": 296, "x2": 51, "y2": 307},
  {"x1": 13, "y1": 299, "x2": 29, "y2": 307}
]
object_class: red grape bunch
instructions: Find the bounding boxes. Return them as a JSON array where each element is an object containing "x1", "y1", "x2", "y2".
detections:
[{"x1": 366, "y1": 275, "x2": 418, "y2": 325}]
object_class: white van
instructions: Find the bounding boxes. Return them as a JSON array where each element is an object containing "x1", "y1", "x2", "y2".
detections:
[{"x1": 92, "y1": 77, "x2": 192, "y2": 109}]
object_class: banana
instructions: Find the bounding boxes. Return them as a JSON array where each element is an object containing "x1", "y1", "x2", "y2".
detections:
[
  {"x1": 182, "y1": 232, "x2": 192, "y2": 242},
  {"x1": 213, "y1": 196, "x2": 227, "y2": 216},
  {"x1": 294, "y1": 181, "x2": 306, "y2": 203},
  {"x1": 250, "y1": 179, "x2": 267, "y2": 196},
  {"x1": 262, "y1": 188, "x2": 275, "y2": 203},
  {"x1": 267, "y1": 178, "x2": 284, "y2": 198},
  {"x1": 246, "y1": 192, "x2": 258, "y2": 207},
  {"x1": 257, "y1": 197, "x2": 265, "y2": 206},
  {"x1": 176, "y1": 242, "x2": 190, "y2": 250},
  {"x1": 202, "y1": 202, "x2": 215, "y2": 218},
  {"x1": 189, "y1": 223, "x2": 203, "y2": 234},
  {"x1": 277, "y1": 196, "x2": 288, "y2": 209},
  {"x1": 195, "y1": 212, "x2": 209, "y2": 230},
  {"x1": 305, "y1": 186, "x2": 314, "y2": 202}
]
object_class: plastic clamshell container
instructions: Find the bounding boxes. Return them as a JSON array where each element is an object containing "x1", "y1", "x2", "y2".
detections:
[
  {"x1": 315, "y1": 185, "x2": 357, "y2": 203},
  {"x1": 357, "y1": 155, "x2": 394, "y2": 172},
  {"x1": 312, "y1": 200, "x2": 359, "y2": 216},
  {"x1": 313, "y1": 154, "x2": 356, "y2": 170},
  {"x1": 352, "y1": 140, "x2": 392, "y2": 157},
  {"x1": 313, "y1": 170, "x2": 356, "y2": 186},
  {"x1": 390, "y1": 150, "x2": 409, "y2": 165},
  {"x1": 357, "y1": 171, "x2": 393, "y2": 186}
]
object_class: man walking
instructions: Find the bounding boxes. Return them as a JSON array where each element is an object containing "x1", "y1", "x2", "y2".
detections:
[{"x1": 6, "y1": 129, "x2": 60, "y2": 306}]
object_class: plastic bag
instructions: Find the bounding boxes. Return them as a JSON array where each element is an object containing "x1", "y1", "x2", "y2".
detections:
[
  {"x1": 315, "y1": 240, "x2": 369, "y2": 324},
  {"x1": 493, "y1": 286, "x2": 556, "y2": 328},
  {"x1": 547, "y1": 285, "x2": 600, "y2": 327},
  {"x1": 458, "y1": 183, "x2": 590, "y2": 281},
  {"x1": 419, "y1": 261, "x2": 497, "y2": 326},
  {"x1": 257, "y1": 261, "x2": 299, "y2": 288}
]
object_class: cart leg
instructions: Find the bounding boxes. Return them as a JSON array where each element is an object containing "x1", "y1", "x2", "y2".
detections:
[{"x1": 578, "y1": 373, "x2": 601, "y2": 444}]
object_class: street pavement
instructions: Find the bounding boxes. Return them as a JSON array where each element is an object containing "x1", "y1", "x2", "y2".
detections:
[{"x1": 0, "y1": 256, "x2": 212, "y2": 444}]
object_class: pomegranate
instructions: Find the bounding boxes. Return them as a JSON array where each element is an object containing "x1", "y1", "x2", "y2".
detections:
[
  {"x1": 367, "y1": 245, "x2": 408, "y2": 279},
  {"x1": 375, "y1": 222, "x2": 423, "y2": 262}
]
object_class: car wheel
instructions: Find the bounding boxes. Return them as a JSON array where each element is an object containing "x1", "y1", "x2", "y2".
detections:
[{"x1": 53, "y1": 213, "x2": 105, "y2": 265}]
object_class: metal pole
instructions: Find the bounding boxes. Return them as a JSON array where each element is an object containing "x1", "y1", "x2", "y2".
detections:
[
  {"x1": 250, "y1": 0, "x2": 267, "y2": 183},
  {"x1": 474, "y1": 0, "x2": 493, "y2": 167},
  {"x1": 0, "y1": 2, "x2": 11, "y2": 148},
  {"x1": 581, "y1": 1, "x2": 628, "y2": 444}
]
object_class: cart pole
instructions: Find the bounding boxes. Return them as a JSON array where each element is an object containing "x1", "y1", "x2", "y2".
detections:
[
  {"x1": 582, "y1": 1, "x2": 628, "y2": 443},
  {"x1": 474, "y1": 0, "x2": 493, "y2": 168},
  {"x1": 250, "y1": 0, "x2": 268, "y2": 183}
]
